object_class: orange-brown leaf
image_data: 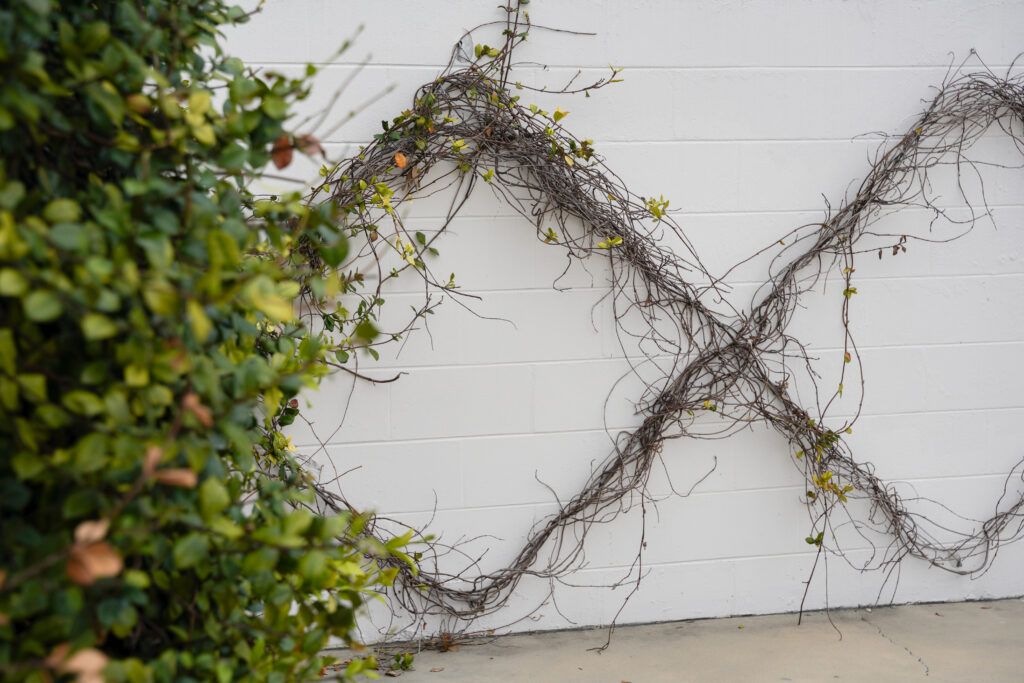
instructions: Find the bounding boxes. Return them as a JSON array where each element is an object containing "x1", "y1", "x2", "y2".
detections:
[
  {"x1": 67, "y1": 543, "x2": 123, "y2": 585},
  {"x1": 296, "y1": 134, "x2": 324, "y2": 156},
  {"x1": 66, "y1": 553, "x2": 93, "y2": 586},
  {"x1": 143, "y1": 445, "x2": 164, "y2": 477},
  {"x1": 394, "y1": 152, "x2": 407, "y2": 169},
  {"x1": 271, "y1": 133, "x2": 293, "y2": 170},
  {"x1": 154, "y1": 468, "x2": 198, "y2": 488},
  {"x1": 63, "y1": 648, "x2": 110, "y2": 683},
  {"x1": 45, "y1": 643, "x2": 71, "y2": 669},
  {"x1": 73, "y1": 519, "x2": 109, "y2": 545},
  {"x1": 182, "y1": 391, "x2": 214, "y2": 427}
]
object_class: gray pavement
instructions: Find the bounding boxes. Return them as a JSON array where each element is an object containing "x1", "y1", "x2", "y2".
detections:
[{"x1": 324, "y1": 598, "x2": 1024, "y2": 682}]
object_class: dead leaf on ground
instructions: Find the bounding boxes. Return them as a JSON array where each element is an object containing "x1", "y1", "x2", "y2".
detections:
[{"x1": 430, "y1": 668, "x2": 444, "y2": 673}]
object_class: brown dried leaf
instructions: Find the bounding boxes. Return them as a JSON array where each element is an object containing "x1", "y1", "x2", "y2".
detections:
[
  {"x1": 63, "y1": 648, "x2": 110, "y2": 682},
  {"x1": 67, "y1": 543, "x2": 123, "y2": 585},
  {"x1": 271, "y1": 133, "x2": 293, "y2": 170},
  {"x1": 154, "y1": 468, "x2": 198, "y2": 488},
  {"x1": 143, "y1": 445, "x2": 164, "y2": 477},
  {"x1": 0, "y1": 569, "x2": 6, "y2": 589},
  {"x1": 430, "y1": 668, "x2": 445, "y2": 673},
  {"x1": 296, "y1": 134, "x2": 324, "y2": 156},
  {"x1": 73, "y1": 519, "x2": 109, "y2": 545},
  {"x1": 45, "y1": 643, "x2": 71, "y2": 669},
  {"x1": 66, "y1": 553, "x2": 93, "y2": 585},
  {"x1": 182, "y1": 391, "x2": 214, "y2": 427}
]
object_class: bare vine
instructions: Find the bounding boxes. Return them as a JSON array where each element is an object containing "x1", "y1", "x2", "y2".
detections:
[{"x1": 285, "y1": 3, "x2": 1024, "y2": 644}]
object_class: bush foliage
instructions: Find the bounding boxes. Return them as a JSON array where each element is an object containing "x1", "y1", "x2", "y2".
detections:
[{"x1": 0, "y1": 1, "x2": 396, "y2": 680}]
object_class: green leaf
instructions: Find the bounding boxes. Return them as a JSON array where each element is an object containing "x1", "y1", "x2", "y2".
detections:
[
  {"x1": 318, "y1": 237, "x2": 348, "y2": 268},
  {"x1": 199, "y1": 478, "x2": 230, "y2": 521},
  {"x1": 209, "y1": 516, "x2": 243, "y2": 540},
  {"x1": 124, "y1": 364, "x2": 149, "y2": 387},
  {"x1": 0, "y1": 181, "x2": 25, "y2": 209},
  {"x1": 23, "y1": 290, "x2": 62, "y2": 322},
  {"x1": 81, "y1": 313, "x2": 118, "y2": 340},
  {"x1": 12, "y1": 451, "x2": 45, "y2": 479},
  {"x1": 74, "y1": 432, "x2": 109, "y2": 471},
  {"x1": 187, "y1": 300, "x2": 213, "y2": 343},
  {"x1": 62, "y1": 390, "x2": 104, "y2": 415},
  {"x1": 50, "y1": 222, "x2": 87, "y2": 251},
  {"x1": 173, "y1": 533, "x2": 210, "y2": 569},
  {"x1": 255, "y1": 295, "x2": 293, "y2": 322},
  {"x1": 22, "y1": 0, "x2": 50, "y2": 15},
  {"x1": 16, "y1": 374, "x2": 46, "y2": 402},
  {"x1": 261, "y1": 97, "x2": 288, "y2": 119},
  {"x1": 354, "y1": 320, "x2": 378, "y2": 342},
  {"x1": 0, "y1": 268, "x2": 28, "y2": 296},
  {"x1": 0, "y1": 329, "x2": 14, "y2": 374},
  {"x1": 298, "y1": 550, "x2": 328, "y2": 581},
  {"x1": 43, "y1": 198, "x2": 82, "y2": 223}
]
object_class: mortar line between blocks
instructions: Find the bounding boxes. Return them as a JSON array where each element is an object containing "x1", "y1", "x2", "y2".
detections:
[
  {"x1": 295, "y1": 403, "x2": 1024, "y2": 449},
  {"x1": 345, "y1": 337, "x2": 1024, "y2": 373},
  {"x1": 356, "y1": 470, "x2": 1021, "y2": 518}
]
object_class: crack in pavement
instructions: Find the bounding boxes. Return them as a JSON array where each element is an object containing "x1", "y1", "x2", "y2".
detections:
[{"x1": 861, "y1": 615, "x2": 930, "y2": 677}]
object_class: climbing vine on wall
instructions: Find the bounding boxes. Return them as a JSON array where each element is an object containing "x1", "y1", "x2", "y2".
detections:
[{"x1": 287, "y1": 1, "x2": 1024, "y2": 644}]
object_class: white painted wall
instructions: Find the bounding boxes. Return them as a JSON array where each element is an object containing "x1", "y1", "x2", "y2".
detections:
[{"x1": 224, "y1": 1, "x2": 1024, "y2": 638}]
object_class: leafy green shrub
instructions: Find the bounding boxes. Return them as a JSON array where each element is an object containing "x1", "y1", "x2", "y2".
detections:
[{"x1": 0, "y1": 1, "x2": 397, "y2": 680}]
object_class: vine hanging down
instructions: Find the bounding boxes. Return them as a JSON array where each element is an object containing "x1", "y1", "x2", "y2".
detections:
[{"x1": 287, "y1": 3, "x2": 1024, "y2": 642}]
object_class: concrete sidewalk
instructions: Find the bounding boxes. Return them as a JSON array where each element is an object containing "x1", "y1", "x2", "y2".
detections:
[{"x1": 325, "y1": 598, "x2": 1024, "y2": 682}]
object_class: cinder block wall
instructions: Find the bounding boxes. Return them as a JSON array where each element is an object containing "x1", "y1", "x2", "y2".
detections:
[{"x1": 224, "y1": 1, "x2": 1024, "y2": 636}]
